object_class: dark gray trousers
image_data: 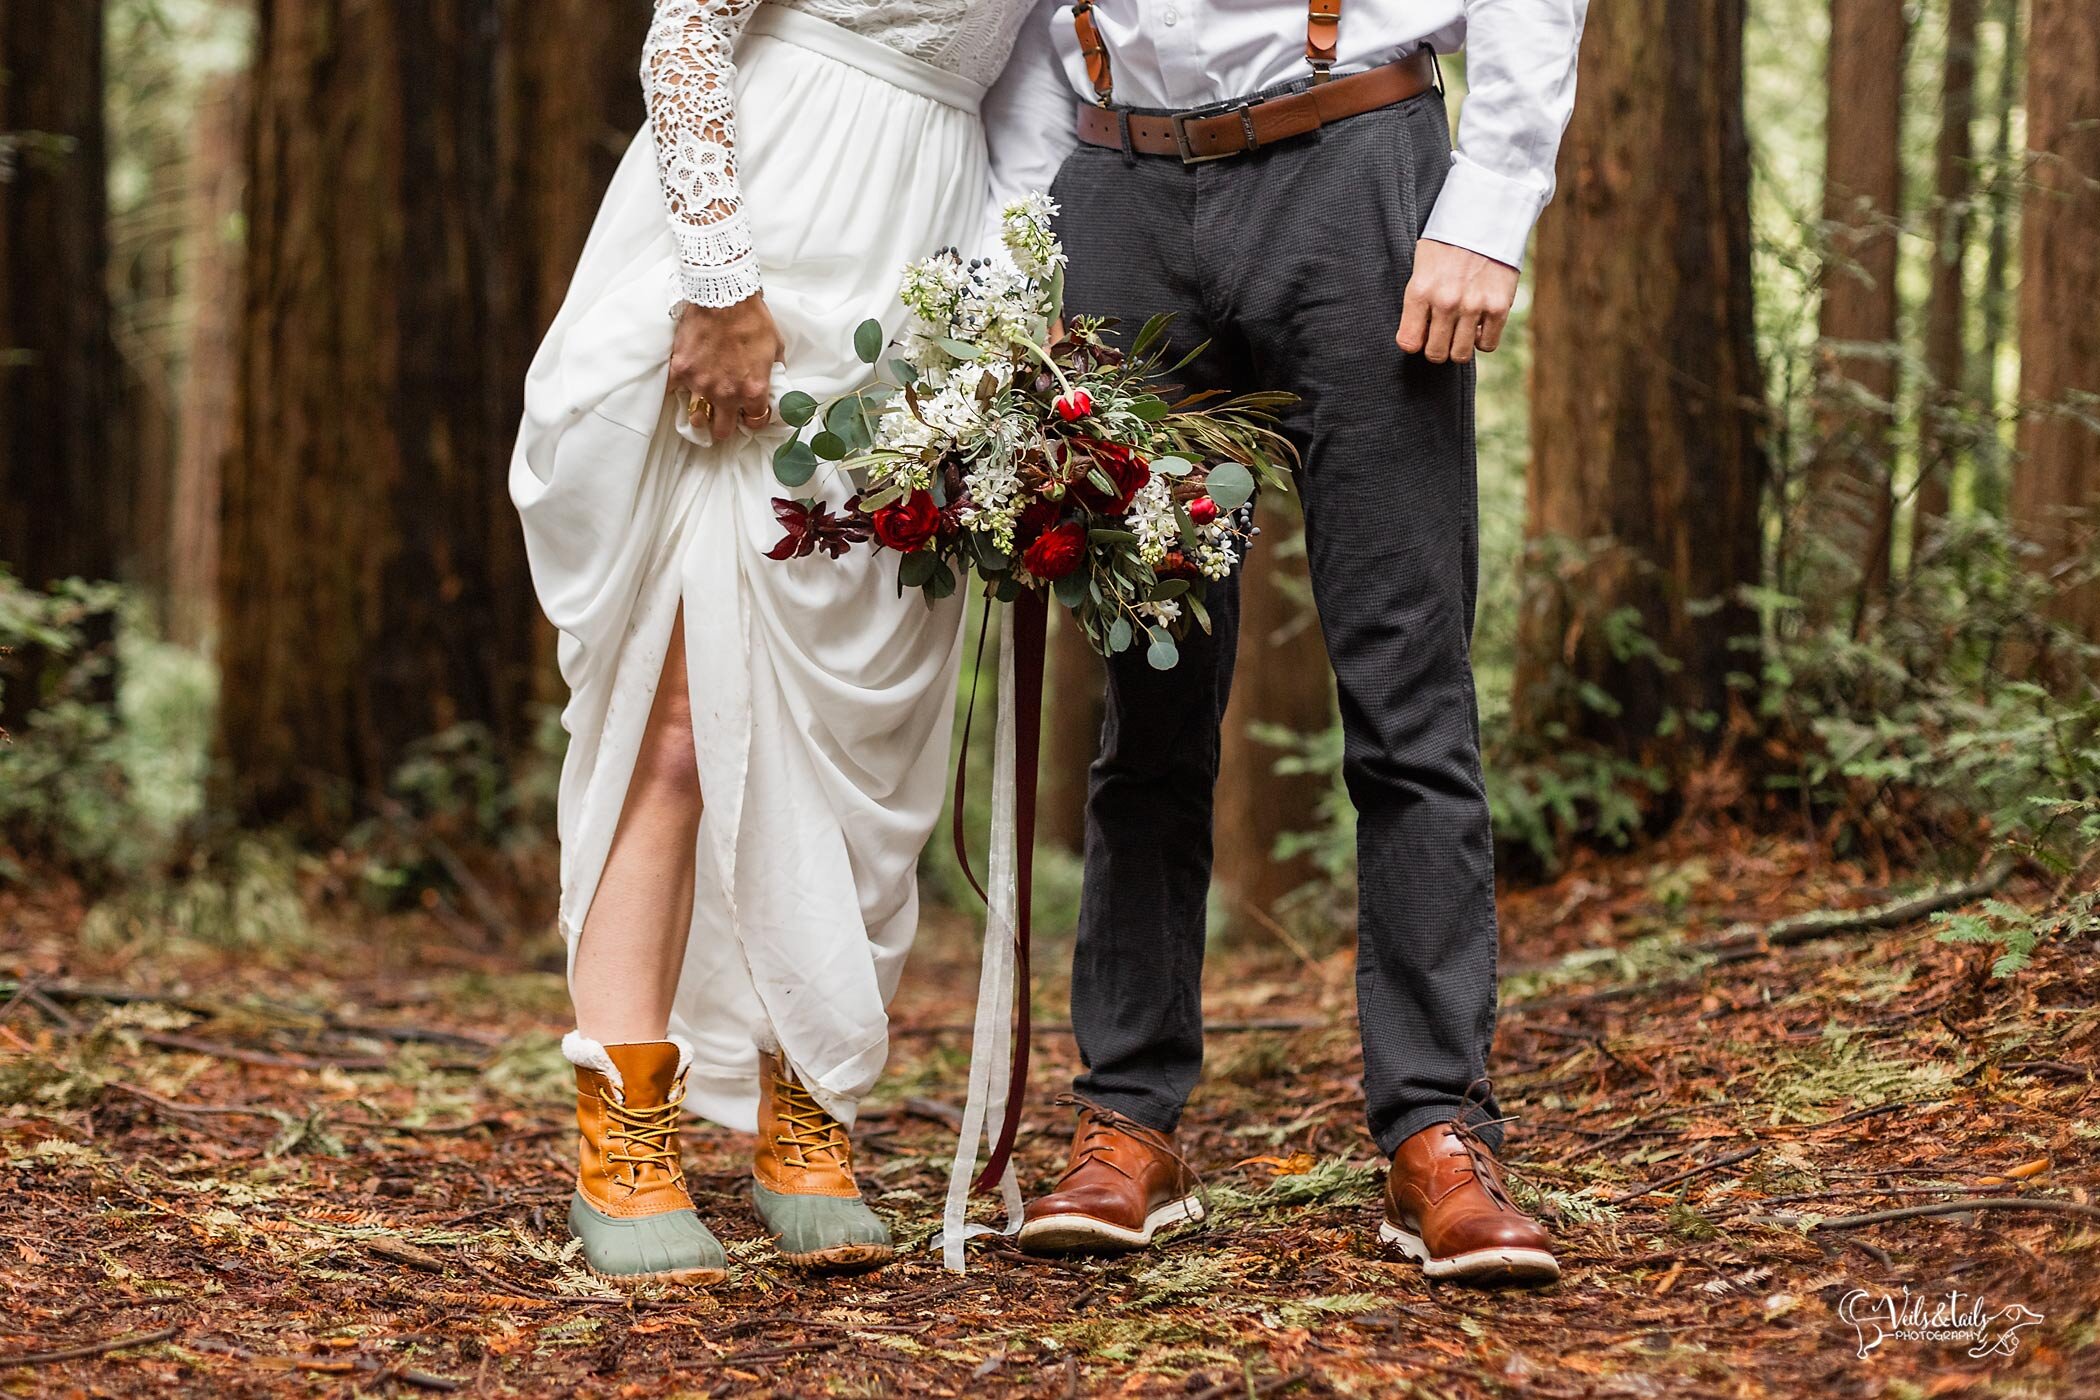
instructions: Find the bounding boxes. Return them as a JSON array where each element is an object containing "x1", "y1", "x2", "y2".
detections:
[{"x1": 1051, "y1": 86, "x2": 1504, "y2": 1156}]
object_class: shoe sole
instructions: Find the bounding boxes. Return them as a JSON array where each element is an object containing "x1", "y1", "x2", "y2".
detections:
[
  {"x1": 776, "y1": 1241, "x2": 895, "y2": 1274},
  {"x1": 1378, "y1": 1221, "x2": 1560, "y2": 1288},
  {"x1": 582, "y1": 1263, "x2": 729, "y2": 1287},
  {"x1": 1017, "y1": 1194, "x2": 1205, "y2": 1254}
]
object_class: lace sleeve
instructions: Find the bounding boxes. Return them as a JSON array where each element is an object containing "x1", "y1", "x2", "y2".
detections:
[{"x1": 643, "y1": 0, "x2": 766, "y2": 311}]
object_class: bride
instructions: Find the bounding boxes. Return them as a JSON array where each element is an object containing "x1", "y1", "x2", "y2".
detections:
[{"x1": 511, "y1": 0, "x2": 1038, "y2": 1282}]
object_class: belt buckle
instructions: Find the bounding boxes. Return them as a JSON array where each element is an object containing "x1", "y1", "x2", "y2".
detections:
[{"x1": 1171, "y1": 101, "x2": 1255, "y2": 164}]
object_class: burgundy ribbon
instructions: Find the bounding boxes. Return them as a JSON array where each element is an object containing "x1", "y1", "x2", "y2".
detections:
[{"x1": 949, "y1": 590, "x2": 1048, "y2": 1195}]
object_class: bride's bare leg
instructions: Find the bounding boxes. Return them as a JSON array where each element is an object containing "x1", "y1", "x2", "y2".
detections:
[{"x1": 571, "y1": 607, "x2": 700, "y2": 1044}]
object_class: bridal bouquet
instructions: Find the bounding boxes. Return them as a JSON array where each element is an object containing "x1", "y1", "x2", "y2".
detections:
[{"x1": 765, "y1": 194, "x2": 1294, "y2": 670}]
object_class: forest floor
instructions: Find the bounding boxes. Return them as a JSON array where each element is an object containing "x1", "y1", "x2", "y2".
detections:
[{"x1": 1, "y1": 827, "x2": 2096, "y2": 1398}]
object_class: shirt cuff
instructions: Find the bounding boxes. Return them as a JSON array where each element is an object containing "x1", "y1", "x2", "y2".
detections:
[{"x1": 1420, "y1": 154, "x2": 1550, "y2": 272}]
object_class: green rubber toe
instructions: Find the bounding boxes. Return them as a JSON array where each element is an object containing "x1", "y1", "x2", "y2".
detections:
[
  {"x1": 752, "y1": 1181, "x2": 894, "y2": 1270},
  {"x1": 568, "y1": 1192, "x2": 727, "y2": 1283}
]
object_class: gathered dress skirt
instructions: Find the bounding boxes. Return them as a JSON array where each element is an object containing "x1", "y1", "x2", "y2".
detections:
[{"x1": 510, "y1": 8, "x2": 980, "y2": 1132}]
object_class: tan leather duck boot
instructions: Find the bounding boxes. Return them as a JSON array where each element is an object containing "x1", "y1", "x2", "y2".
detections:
[
  {"x1": 1382, "y1": 1120, "x2": 1559, "y2": 1288},
  {"x1": 564, "y1": 1033, "x2": 727, "y2": 1285},
  {"x1": 1017, "y1": 1101, "x2": 1203, "y2": 1254},
  {"x1": 751, "y1": 1050, "x2": 893, "y2": 1272}
]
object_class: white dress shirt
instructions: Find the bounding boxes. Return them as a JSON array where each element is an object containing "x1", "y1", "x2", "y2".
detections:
[{"x1": 982, "y1": 0, "x2": 1587, "y2": 269}]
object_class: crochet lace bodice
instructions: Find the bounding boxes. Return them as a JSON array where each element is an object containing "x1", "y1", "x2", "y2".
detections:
[{"x1": 644, "y1": 0, "x2": 1037, "y2": 310}]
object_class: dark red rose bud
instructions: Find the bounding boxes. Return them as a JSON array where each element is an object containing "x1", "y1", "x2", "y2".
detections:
[
  {"x1": 1022, "y1": 520, "x2": 1088, "y2": 581},
  {"x1": 1188, "y1": 497, "x2": 1220, "y2": 525},
  {"x1": 870, "y1": 488, "x2": 941, "y2": 552}
]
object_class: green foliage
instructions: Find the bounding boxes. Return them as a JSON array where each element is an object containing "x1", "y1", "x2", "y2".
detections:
[
  {"x1": 0, "y1": 572, "x2": 212, "y2": 882},
  {"x1": 1936, "y1": 889, "x2": 2099, "y2": 978}
]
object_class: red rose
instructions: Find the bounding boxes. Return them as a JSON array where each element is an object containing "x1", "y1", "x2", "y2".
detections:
[
  {"x1": 1188, "y1": 496, "x2": 1220, "y2": 525},
  {"x1": 871, "y1": 488, "x2": 941, "y2": 552},
  {"x1": 1054, "y1": 389, "x2": 1093, "y2": 422},
  {"x1": 1022, "y1": 521, "x2": 1088, "y2": 581},
  {"x1": 1070, "y1": 437, "x2": 1151, "y2": 514}
]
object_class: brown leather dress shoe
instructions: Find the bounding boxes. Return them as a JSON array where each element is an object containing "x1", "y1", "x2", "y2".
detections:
[
  {"x1": 1017, "y1": 1104, "x2": 1203, "y2": 1253},
  {"x1": 1382, "y1": 1121, "x2": 1560, "y2": 1287}
]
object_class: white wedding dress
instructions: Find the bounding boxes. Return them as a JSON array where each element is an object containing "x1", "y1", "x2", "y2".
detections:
[{"x1": 511, "y1": 0, "x2": 1037, "y2": 1133}]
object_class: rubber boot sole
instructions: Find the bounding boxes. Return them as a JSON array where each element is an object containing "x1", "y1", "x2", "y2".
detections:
[{"x1": 1017, "y1": 1194, "x2": 1205, "y2": 1254}]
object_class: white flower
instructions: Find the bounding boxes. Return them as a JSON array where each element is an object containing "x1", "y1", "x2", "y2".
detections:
[
  {"x1": 1001, "y1": 193, "x2": 1065, "y2": 281},
  {"x1": 1124, "y1": 475, "x2": 1178, "y2": 568},
  {"x1": 1137, "y1": 599, "x2": 1183, "y2": 627}
]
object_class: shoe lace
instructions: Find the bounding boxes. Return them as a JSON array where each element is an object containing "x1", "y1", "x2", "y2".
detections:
[
  {"x1": 1448, "y1": 1078, "x2": 1523, "y2": 1214},
  {"x1": 602, "y1": 1083, "x2": 687, "y2": 1194},
  {"x1": 774, "y1": 1073, "x2": 852, "y2": 1173}
]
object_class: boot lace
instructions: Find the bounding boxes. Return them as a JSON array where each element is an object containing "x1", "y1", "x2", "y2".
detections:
[
  {"x1": 603, "y1": 1083, "x2": 688, "y2": 1194},
  {"x1": 1448, "y1": 1079, "x2": 1523, "y2": 1214},
  {"x1": 774, "y1": 1073, "x2": 852, "y2": 1173}
]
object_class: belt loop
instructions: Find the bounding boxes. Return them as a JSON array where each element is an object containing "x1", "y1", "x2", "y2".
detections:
[{"x1": 1117, "y1": 109, "x2": 1136, "y2": 165}]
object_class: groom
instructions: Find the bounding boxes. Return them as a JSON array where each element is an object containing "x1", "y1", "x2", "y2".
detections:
[{"x1": 984, "y1": 1, "x2": 1587, "y2": 1285}]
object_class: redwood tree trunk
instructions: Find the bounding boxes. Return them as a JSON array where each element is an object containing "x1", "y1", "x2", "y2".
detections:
[
  {"x1": 222, "y1": 0, "x2": 643, "y2": 828},
  {"x1": 0, "y1": 0, "x2": 116, "y2": 590},
  {"x1": 1513, "y1": 1, "x2": 1769, "y2": 761},
  {"x1": 1039, "y1": 613, "x2": 1103, "y2": 854},
  {"x1": 1914, "y1": 0, "x2": 1979, "y2": 551},
  {"x1": 167, "y1": 71, "x2": 249, "y2": 653},
  {"x1": 2011, "y1": 0, "x2": 2100, "y2": 646},
  {"x1": 1812, "y1": 0, "x2": 1907, "y2": 605},
  {"x1": 1212, "y1": 515, "x2": 1332, "y2": 926},
  {"x1": 0, "y1": 0, "x2": 117, "y2": 727}
]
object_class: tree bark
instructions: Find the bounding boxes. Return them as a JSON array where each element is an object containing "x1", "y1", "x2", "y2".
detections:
[
  {"x1": 0, "y1": 0, "x2": 118, "y2": 727},
  {"x1": 1811, "y1": 0, "x2": 1907, "y2": 609},
  {"x1": 1212, "y1": 514, "x2": 1332, "y2": 927},
  {"x1": 1039, "y1": 610, "x2": 1103, "y2": 854},
  {"x1": 2011, "y1": 0, "x2": 2100, "y2": 646},
  {"x1": 223, "y1": 0, "x2": 639, "y2": 828},
  {"x1": 1513, "y1": 1, "x2": 1769, "y2": 763},
  {"x1": 1913, "y1": 0, "x2": 1980, "y2": 552},
  {"x1": 1971, "y1": 0, "x2": 2021, "y2": 517},
  {"x1": 0, "y1": 0, "x2": 117, "y2": 590},
  {"x1": 167, "y1": 71, "x2": 250, "y2": 653}
]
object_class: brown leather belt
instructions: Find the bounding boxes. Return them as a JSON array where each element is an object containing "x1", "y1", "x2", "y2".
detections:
[{"x1": 1074, "y1": 49, "x2": 1438, "y2": 164}]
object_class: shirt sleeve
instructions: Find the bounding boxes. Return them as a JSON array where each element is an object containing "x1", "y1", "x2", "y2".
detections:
[
  {"x1": 1420, "y1": 0, "x2": 1589, "y2": 270},
  {"x1": 642, "y1": 0, "x2": 766, "y2": 311},
  {"x1": 981, "y1": 1, "x2": 1083, "y2": 252}
]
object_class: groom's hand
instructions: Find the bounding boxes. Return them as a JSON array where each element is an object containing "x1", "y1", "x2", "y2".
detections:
[{"x1": 1396, "y1": 239, "x2": 1519, "y2": 365}]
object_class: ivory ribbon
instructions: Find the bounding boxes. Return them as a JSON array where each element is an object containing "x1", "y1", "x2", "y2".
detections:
[{"x1": 937, "y1": 607, "x2": 1025, "y2": 1271}]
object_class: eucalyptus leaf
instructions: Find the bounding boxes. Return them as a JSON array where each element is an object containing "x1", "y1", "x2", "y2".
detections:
[
  {"x1": 811, "y1": 431, "x2": 848, "y2": 461},
  {"x1": 1150, "y1": 577, "x2": 1190, "y2": 602},
  {"x1": 1054, "y1": 571, "x2": 1088, "y2": 608},
  {"x1": 1088, "y1": 528, "x2": 1139, "y2": 547},
  {"x1": 1129, "y1": 396, "x2": 1170, "y2": 423},
  {"x1": 889, "y1": 357, "x2": 919, "y2": 386},
  {"x1": 772, "y1": 440, "x2": 818, "y2": 487},
  {"x1": 898, "y1": 550, "x2": 940, "y2": 588},
  {"x1": 1151, "y1": 456, "x2": 1193, "y2": 477},
  {"x1": 854, "y1": 318, "x2": 885, "y2": 365},
  {"x1": 1107, "y1": 617, "x2": 1134, "y2": 653},
  {"x1": 778, "y1": 391, "x2": 818, "y2": 428},
  {"x1": 1205, "y1": 461, "x2": 1256, "y2": 512},
  {"x1": 1146, "y1": 633, "x2": 1180, "y2": 671},
  {"x1": 937, "y1": 337, "x2": 983, "y2": 361},
  {"x1": 924, "y1": 560, "x2": 958, "y2": 600}
]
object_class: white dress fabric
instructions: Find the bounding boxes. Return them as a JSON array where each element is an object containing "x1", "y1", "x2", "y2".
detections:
[{"x1": 511, "y1": 2, "x2": 1032, "y2": 1133}]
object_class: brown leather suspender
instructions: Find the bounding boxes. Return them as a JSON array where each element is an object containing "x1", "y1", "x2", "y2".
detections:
[
  {"x1": 1071, "y1": 2, "x2": 1345, "y2": 105},
  {"x1": 1306, "y1": 0, "x2": 1342, "y2": 80},
  {"x1": 1071, "y1": 2, "x2": 1115, "y2": 105}
]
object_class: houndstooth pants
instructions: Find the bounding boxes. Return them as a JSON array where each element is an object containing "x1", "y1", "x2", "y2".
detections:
[{"x1": 1051, "y1": 84, "x2": 1505, "y2": 1157}]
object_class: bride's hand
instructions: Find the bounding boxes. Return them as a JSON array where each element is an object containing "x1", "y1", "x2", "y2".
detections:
[{"x1": 671, "y1": 294, "x2": 785, "y2": 441}]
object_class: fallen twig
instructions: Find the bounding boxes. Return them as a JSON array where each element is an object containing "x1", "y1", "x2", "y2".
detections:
[
  {"x1": 1604, "y1": 1146, "x2": 1763, "y2": 1207},
  {"x1": 1804, "y1": 1197, "x2": 2100, "y2": 1230},
  {"x1": 0, "y1": 1326, "x2": 180, "y2": 1368},
  {"x1": 1700, "y1": 857, "x2": 2017, "y2": 955},
  {"x1": 1189, "y1": 1367, "x2": 1315, "y2": 1400}
]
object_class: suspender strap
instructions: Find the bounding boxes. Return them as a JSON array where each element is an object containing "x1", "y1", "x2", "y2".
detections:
[
  {"x1": 1071, "y1": 2, "x2": 1115, "y2": 105},
  {"x1": 1307, "y1": 0, "x2": 1342, "y2": 79}
]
